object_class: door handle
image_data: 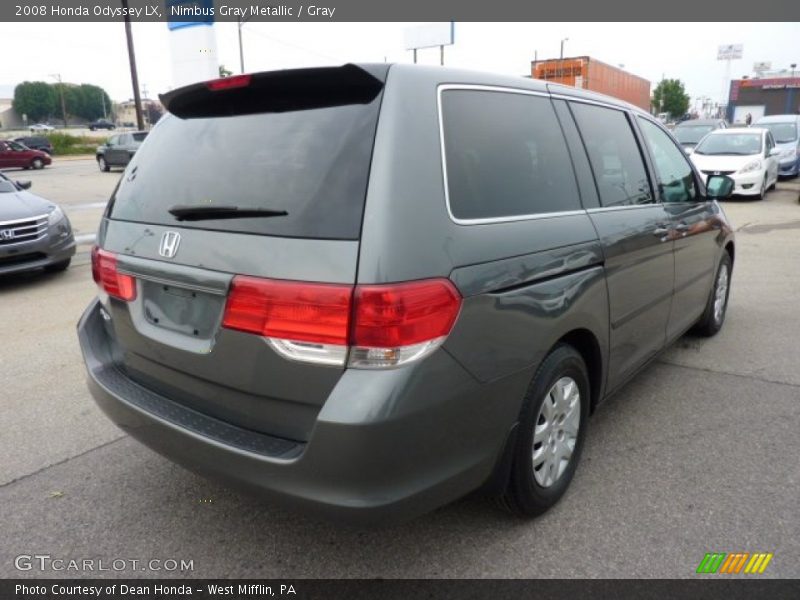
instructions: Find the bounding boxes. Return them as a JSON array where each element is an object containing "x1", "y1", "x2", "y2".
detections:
[{"x1": 653, "y1": 226, "x2": 670, "y2": 237}]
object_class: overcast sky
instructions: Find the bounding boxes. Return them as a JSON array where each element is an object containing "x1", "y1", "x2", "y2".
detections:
[{"x1": 0, "y1": 22, "x2": 797, "y2": 108}]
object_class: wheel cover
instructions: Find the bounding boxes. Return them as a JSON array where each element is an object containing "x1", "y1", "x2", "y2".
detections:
[
  {"x1": 532, "y1": 376, "x2": 581, "y2": 488},
  {"x1": 713, "y1": 264, "x2": 729, "y2": 324}
]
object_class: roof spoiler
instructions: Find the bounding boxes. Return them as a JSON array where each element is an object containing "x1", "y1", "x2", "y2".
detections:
[{"x1": 160, "y1": 63, "x2": 388, "y2": 119}]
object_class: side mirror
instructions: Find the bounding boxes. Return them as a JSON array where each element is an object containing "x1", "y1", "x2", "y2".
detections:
[
  {"x1": 768, "y1": 147, "x2": 781, "y2": 156},
  {"x1": 16, "y1": 180, "x2": 32, "y2": 190},
  {"x1": 706, "y1": 175, "x2": 734, "y2": 200}
]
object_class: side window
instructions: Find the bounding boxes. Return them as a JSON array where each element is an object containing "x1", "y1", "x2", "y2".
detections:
[
  {"x1": 440, "y1": 89, "x2": 580, "y2": 221},
  {"x1": 570, "y1": 102, "x2": 653, "y2": 207},
  {"x1": 637, "y1": 117, "x2": 699, "y2": 204}
]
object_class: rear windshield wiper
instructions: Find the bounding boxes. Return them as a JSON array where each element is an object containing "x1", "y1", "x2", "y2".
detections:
[{"x1": 168, "y1": 205, "x2": 288, "y2": 221}]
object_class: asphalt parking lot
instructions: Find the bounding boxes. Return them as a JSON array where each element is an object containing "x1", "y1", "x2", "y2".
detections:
[{"x1": 1, "y1": 159, "x2": 799, "y2": 579}]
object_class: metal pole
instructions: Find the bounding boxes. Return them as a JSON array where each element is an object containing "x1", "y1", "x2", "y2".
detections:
[
  {"x1": 413, "y1": 48, "x2": 417, "y2": 64},
  {"x1": 101, "y1": 91, "x2": 106, "y2": 120},
  {"x1": 238, "y1": 18, "x2": 245, "y2": 74},
  {"x1": 122, "y1": 0, "x2": 145, "y2": 131},
  {"x1": 440, "y1": 45, "x2": 444, "y2": 66},
  {"x1": 50, "y1": 74, "x2": 68, "y2": 128}
]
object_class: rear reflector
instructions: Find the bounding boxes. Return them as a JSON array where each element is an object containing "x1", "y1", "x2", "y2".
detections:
[
  {"x1": 221, "y1": 276, "x2": 462, "y2": 368},
  {"x1": 91, "y1": 246, "x2": 136, "y2": 301},
  {"x1": 206, "y1": 74, "x2": 252, "y2": 91}
]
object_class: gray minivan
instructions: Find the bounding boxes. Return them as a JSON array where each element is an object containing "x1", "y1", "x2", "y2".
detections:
[{"x1": 77, "y1": 64, "x2": 736, "y2": 523}]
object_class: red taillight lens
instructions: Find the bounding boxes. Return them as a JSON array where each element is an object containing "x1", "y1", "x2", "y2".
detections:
[
  {"x1": 221, "y1": 276, "x2": 462, "y2": 367},
  {"x1": 222, "y1": 276, "x2": 352, "y2": 345},
  {"x1": 206, "y1": 74, "x2": 252, "y2": 91},
  {"x1": 352, "y1": 279, "x2": 462, "y2": 348},
  {"x1": 91, "y1": 246, "x2": 136, "y2": 301}
]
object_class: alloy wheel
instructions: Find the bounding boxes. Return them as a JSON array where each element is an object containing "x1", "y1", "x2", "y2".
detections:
[
  {"x1": 532, "y1": 376, "x2": 581, "y2": 488},
  {"x1": 713, "y1": 264, "x2": 729, "y2": 324}
]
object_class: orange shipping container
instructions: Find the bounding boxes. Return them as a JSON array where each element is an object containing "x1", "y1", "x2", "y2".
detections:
[{"x1": 532, "y1": 56, "x2": 651, "y2": 111}]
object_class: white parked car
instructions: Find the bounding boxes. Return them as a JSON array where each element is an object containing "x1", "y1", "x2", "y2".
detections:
[
  {"x1": 29, "y1": 123, "x2": 55, "y2": 131},
  {"x1": 689, "y1": 127, "x2": 780, "y2": 200}
]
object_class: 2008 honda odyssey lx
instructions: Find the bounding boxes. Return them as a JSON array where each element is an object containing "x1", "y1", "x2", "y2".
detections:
[{"x1": 78, "y1": 64, "x2": 736, "y2": 523}]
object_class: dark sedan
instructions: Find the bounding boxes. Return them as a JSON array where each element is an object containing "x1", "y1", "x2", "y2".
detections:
[
  {"x1": 13, "y1": 136, "x2": 54, "y2": 155},
  {"x1": 88, "y1": 119, "x2": 116, "y2": 131},
  {"x1": 0, "y1": 173, "x2": 75, "y2": 275}
]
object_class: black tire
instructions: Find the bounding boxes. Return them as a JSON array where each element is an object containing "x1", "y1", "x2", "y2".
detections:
[
  {"x1": 756, "y1": 175, "x2": 767, "y2": 200},
  {"x1": 97, "y1": 156, "x2": 110, "y2": 172},
  {"x1": 31, "y1": 158, "x2": 44, "y2": 170},
  {"x1": 693, "y1": 252, "x2": 732, "y2": 337},
  {"x1": 498, "y1": 344, "x2": 590, "y2": 517},
  {"x1": 44, "y1": 258, "x2": 71, "y2": 273}
]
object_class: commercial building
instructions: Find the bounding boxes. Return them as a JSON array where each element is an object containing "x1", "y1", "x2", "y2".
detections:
[
  {"x1": 727, "y1": 73, "x2": 800, "y2": 123},
  {"x1": 532, "y1": 56, "x2": 651, "y2": 111}
]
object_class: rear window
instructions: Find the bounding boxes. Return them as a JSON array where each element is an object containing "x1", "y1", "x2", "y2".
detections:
[
  {"x1": 132, "y1": 132, "x2": 148, "y2": 142},
  {"x1": 108, "y1": 98, "x2": 382, "y2": 240}
]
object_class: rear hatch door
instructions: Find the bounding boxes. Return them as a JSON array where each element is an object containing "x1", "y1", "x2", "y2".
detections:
[{"x1": 99, "y1": 64, "x2": 388, "y2": 442}]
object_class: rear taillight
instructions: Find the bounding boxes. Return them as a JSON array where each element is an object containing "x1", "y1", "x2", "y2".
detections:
[
  {"x1": 91, "y1": 246, "x2": 136, "y2": 301},
  {"x1": 221, "y1": 277, "x2": 462, "y2": 368},
  {"x1": 349, "y1": 280, "x2": 462, "y2": 369}
]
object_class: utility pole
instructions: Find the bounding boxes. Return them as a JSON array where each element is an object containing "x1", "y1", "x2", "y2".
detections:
[
  {"x1": 559, "y1": 38, "x2": 569, "y2": 80},
  {"x1": 50, "y1": 73, "x2": 68, "y2": 128},
  {"x1": 122, "y1": 0, "x2": 145, "y2": 131},
  {"x1": 237, "y1": 15, "x2": 253, "y2": 73},
  {"x1": 101, "y1": 90, "x2": 107, "y2": 120}
]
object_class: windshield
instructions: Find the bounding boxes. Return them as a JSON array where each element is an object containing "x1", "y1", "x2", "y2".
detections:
[
  {"x1": 0, "y1": 174, "x2": 17, "y2": 193},
  {"x1": 674, "y1": 125, "x2": 714, "y2": 144},
  {"x1": 694, "y1": 133, "x2": 762, "y2": 156},
  {"x1": 108, "y1": 96, "x2": 382, "y2": 240},
  {"x1": 759, "y1": 122, "x2": 798, "y2": 144}
]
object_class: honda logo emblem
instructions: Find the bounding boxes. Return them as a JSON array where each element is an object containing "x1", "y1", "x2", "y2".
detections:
[
  {"x1": 0, "y1": 229, "x2": 14, "y2": 241},
  {"x1": 159, "y1": 231, "x2": 181, "y2": 258}
]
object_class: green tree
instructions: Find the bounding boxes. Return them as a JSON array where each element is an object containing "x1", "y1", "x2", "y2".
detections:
[
  {"x1": 12, "y1": 81, "x2": 57, "y2": 122},
  {"x1": 75, "y1": 84, "x2": 113, "y2": 120},
  {"x1": 652, "y1": 79, "x2": 690, "y2": 119}
]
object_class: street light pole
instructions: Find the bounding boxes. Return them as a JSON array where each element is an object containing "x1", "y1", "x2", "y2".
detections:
[
  {"x1": 238, "y1": 17, "x2": 245, "y2": 73},
  {"x1": 121, "y1": 0, "x2": 145, "y2": 131},
  {"x1": 50, "y1": 73, "x2": 68, "y2": 128}
]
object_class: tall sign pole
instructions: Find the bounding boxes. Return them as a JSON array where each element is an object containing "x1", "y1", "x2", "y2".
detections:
[
  {"x1": 717, "y1": 43, "x2": 743, "y2": 120},
  {"x1": 122, "y1": 0, "x2": 145, "y2": 130},
  {"x1": 405, "y1": 22, "x2": 454, "y2": 66}
]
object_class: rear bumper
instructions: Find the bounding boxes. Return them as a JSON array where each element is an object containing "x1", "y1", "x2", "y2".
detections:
[{"x1": 77, "y1": 299, "x2": 524, "y2": 524}]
